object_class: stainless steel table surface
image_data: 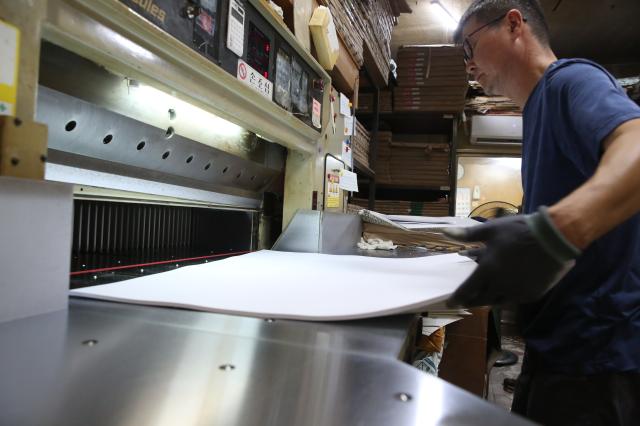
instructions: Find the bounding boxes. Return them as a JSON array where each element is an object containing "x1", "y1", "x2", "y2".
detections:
[{"x1": 0, "y1": 298, "x2": 533, "y2": 426}]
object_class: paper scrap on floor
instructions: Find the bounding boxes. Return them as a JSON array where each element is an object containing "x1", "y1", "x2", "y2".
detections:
[
  {"x1": 70, "y1": 250, "x2": 476, "y2": 321},
  {"x1": 357, "y1": 237, "x2": 397, "y2": 250}
]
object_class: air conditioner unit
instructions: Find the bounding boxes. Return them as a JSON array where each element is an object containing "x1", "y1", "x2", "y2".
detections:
[{"x1": 471, "y1": 115, "x2": 522, "y2": 145}]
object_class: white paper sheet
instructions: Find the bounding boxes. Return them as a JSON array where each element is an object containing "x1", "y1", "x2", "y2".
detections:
[
  {"x1": 341, "y1": 139, "x2": 353, "y2": 169},
  {"x1": 339, "y1": 169, "x2": 358, "y2": 192},
  {"x1": 339, "y1": 92, "x2": 351, "y2": 116},
  {"x1": 343, "y1": 115, "x2": 354, "y2": 135},
  {"x1": 70, "y1": 251, "x2": 476, "y2": 321}
]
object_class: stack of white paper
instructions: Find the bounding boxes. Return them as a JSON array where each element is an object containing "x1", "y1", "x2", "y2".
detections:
[{"x1": 71, "y1": 250, "x2": 476, "y2": 321}]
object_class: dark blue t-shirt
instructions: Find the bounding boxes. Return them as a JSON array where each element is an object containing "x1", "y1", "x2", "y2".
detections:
[{"x1": 521, "y1": 58, "x2": 640, "y2": 374}]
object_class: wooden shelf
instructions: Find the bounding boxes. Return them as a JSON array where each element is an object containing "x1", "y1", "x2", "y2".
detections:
[
  {"x1": 375, "y1": 183, "x2": 450, "y2": 191},
  {"x1": 355, "y1": 111, "x2": 455, "y2": 134},
  {"x1": 353, "y1": 158, "x2": 375, "y2": 179},
  {"x1": 359, "y1": 183, "x2": 450, "y2": 202}
]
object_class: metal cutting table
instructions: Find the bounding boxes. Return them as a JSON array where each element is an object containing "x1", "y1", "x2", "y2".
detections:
[
  {"x1": 0, "y1": 298, "x2": 533, "y2": 426},
  {"x1": 0, "y1": 211, "x2": 533, "y2": 425}
]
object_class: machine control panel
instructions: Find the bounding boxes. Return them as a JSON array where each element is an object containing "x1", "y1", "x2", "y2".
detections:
[{"x1": 118, "y1": 0, "x2": 322, "y2": 131}]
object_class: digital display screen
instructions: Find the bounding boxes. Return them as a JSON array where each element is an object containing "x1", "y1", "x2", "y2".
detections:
[{"x1": 247, "y1": 22, "x2": 271, "y2": 79}]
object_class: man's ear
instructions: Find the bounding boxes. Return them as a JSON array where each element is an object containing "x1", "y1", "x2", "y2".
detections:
[{"x1": 506, "y1": 8, "x2": 525, "y2": 36}]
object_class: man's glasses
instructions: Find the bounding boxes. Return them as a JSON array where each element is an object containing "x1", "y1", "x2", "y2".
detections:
[{"x1": 462, "y1": 13, "x2": 524, "y2": 63}]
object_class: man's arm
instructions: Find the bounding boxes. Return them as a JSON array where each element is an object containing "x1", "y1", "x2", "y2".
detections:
[
  {"x1": 444, "y1": 118, "x2": 640, "y2": 307},
  {"x1": 549, "y1": 118, "x2": 640, "y2": 249}
]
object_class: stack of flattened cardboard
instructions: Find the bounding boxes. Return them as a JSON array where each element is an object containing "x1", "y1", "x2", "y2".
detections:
[
  {"x1": 355, "y1": 90, "x2": 392, "y2": 114},
  {"x1": 357, "y1": 0, "x2": 395, "y2": 86},
  {"x1": 395, "y1": 45, "x2": 468, "y2": 113},
  {"x1": 373, "y1": 131, "x2": 393, "y2": 181},
  {"x1": 380, "y1": 90, "x2": 393, "y2": 113},
  {"x1": 376, "y1": 134, "x2": 451, "y2": 188},
  {"x1": 354, "y1": 209, "x2": 478, "y2": 252},
  {"x1": 350, "y1": 198, "x2": 451, "y2": 217},
  {"x1": 357, "y1": 92, "x2": 374, "y2": 114},
  {"x1": 323, "y1": 0, "x2": 398, "y2": 87},
  {"x1": 620, "y1": 77, "x2": 640, "y2": 105},
  {"x1": 352, "y1": 119, "x2": 371, "y2": 169},
  {"x1": 466, "y1": 96, "x2": 521, "y2": 115},
  {"x1": 324, "y1": 0, "x2": 364, "y2": 67},
  {"x1": 346, "y1": 203, "x2": 363, "y2": 215}
]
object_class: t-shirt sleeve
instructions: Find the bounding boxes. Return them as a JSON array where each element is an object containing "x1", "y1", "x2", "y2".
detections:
[{"x1": 552, "y1": 62, "x2": 640, "y2": 173}]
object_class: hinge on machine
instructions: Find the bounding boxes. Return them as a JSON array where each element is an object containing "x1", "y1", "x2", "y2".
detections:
[{"x1": 0, "y1": 116, "x2": 48, "y2": 179}]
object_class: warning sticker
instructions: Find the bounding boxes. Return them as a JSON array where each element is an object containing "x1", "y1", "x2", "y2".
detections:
[
  {"x1": 237, "y1": 59, "x2": 273, "y2": 100},
  {"x1": 326, "y1": 173, "x2": 340, "y2": 208}
]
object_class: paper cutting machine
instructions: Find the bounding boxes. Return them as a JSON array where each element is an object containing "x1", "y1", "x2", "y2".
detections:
[{"x1": 0, "y1": 1, "x2": 532, "y2": 424}]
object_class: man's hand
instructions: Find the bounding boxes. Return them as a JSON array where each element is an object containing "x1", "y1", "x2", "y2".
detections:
[{"x1": 444, "y1": 206, "x2": 581, "y2": 308}]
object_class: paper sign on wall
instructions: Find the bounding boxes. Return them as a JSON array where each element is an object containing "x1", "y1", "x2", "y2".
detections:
[
  {"x1": 237, "y1": 59, "x2": 273, "y2": 100},
  {"x1": 339, "y1": 170, "x2": 358, "y2": 192},
  {"x1": 0, "y1": 20, "x2": 19, "y2": 116},
  {"x1": 339, "y1": 92, "x2": 351, "y2": 116},
  {"x1": 343, "y1": 115, "x2": 354, "y2": 136},
  {"x1": 326, "y1": 173, "x2": 340, "y2": 208},
  {"x1": 312, "y1": 98, "x2": 322, "y2": 128},
  {"x1": 341, "y1": 139, "x2": 353, "y2": 169}
]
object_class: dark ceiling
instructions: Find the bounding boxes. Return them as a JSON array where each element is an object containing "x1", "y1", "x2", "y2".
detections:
[{"x1": 541, "y1": 0, "x2": 640, "y2": 72}]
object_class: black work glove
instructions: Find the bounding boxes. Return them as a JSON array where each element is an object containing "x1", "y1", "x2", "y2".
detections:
[{"x1": 443, "y1": 206, "x2": 581, "y2": 308}]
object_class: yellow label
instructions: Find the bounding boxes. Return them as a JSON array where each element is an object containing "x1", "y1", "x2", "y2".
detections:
[
  {"x1": 326, "y1": 173, "x2": 341, "y2": 208},
  {"x1": 0, "y1": 19, "x2": 20, "y2": 116}
]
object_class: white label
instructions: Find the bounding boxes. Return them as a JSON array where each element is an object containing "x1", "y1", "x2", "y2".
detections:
[
  {"x1": 339, "y1": 169, "x2": 358, "y2": 192},
  {"x1": 312, "y1": 98, "x2": 321, "y2": 128},
  {"x1": 0, "y1": 20, "x2": 18, "y2": 116},
  {"x1": 227, "y1": 0, "x2": 245, "y2": 57},
  {"x1": 0, "y1": 21, "x2": 17, "y2": 86},
  {"x1": 237, "y1": 59, "x2": 273, "y2": 100},
  {"x1": 343, "y1": 115, "x2": 353, "y2": 136},
  {"x1": 339, "y1": 92, "x2": 351, "y2": 116},
  {"x1": 456, "y1": 187, "x2": 471, "y2": 217},
  {"x1": 341, "y1": 139, "x2": 353, "y2": 168}
]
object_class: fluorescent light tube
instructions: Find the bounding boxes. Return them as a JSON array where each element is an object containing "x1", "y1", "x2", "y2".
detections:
[{"x1": 431, "y1": 0, "x2": 459, "y2": 30}]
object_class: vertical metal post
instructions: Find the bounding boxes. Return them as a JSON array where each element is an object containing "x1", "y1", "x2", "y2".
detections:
[
  {"x1": 367, "y1": 87, "x2": 380, "y2": 211},
  {"x1": 449, "y1": 117, "x2": 459, "y2": 216}
]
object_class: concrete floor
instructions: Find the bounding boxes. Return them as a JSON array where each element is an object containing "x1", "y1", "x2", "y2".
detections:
[{"x1": 487, "y1": 336, "x2": 525, "y2": 411}]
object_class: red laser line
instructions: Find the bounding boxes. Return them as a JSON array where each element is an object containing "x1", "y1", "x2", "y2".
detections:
[{"x1": 70, "y1": 251, "x2": 251, "y2": 276}]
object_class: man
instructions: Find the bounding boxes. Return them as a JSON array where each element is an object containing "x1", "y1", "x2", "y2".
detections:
[{"x1": 445, "y1": 1, "x2": 640, "y2": 424}]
